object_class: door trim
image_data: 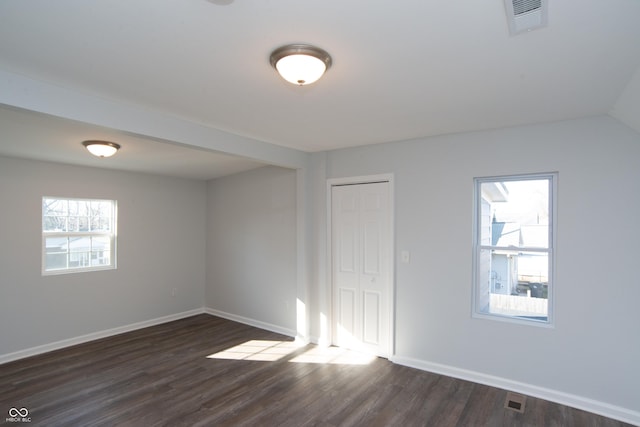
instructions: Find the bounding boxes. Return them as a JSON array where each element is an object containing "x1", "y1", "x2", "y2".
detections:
[{"x1": 326, "y1": 173, "x2": 395, "y2": 358}]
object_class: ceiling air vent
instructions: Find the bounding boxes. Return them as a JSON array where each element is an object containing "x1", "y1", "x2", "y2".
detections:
[{"x1": 505, "y1": 0, "x2": 548, "y2": 35}]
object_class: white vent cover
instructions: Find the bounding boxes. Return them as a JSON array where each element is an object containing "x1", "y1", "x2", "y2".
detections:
[{"x1": 505, "y1": 0, "x2": 548, "y2": 35}]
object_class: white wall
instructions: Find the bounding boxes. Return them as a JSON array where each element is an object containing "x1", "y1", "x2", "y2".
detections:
[
  {"x1": 206, "y1": 166, "x2": 297, "y2": 335},
  {"x1": 2, "y1": 114, "x2": 638, "y2": 421},
  {"x1": 0, "y1": 156, "x2": 207, "y2": 356},
  {"x1": 319, "y1": 116, "x2": 640, "y2": 418}
]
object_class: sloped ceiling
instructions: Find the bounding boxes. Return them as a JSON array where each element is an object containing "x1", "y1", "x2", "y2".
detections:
[
  {"x1": 0, "y1": 0, "x2": 639, "y2": 177},
  {"x1": 611, "y1": 65, "x2": 640, "y2": 135}
]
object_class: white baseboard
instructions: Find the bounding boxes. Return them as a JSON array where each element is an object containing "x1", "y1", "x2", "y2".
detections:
[
  {"x1": 4, "y1": 310, "x2": 636, "y2": 425},
  {"x1": 203, "y1": 307, "x2": 297, "y2": 339},
  {"x1": 308, "y1": 335, "x2": 331, "y2": 347},
  {"x1": 391, "y1": 355, "x2": 640, "y2": 426},
  {"x1": 0, "y1": 308, "x2": 205, "y2": 365}
]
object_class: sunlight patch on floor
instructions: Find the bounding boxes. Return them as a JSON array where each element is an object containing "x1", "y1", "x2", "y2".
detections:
[
  {"x1": 206, "y1": 340, "x2": 302, "y2": 362},
  {"x1": 289, "y1": 346, "x2": 375, "y2": 365}
]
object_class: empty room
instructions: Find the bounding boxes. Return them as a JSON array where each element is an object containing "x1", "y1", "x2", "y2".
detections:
[{"x1": 1, "y1": 1, "x2": 639, "y2": 426}]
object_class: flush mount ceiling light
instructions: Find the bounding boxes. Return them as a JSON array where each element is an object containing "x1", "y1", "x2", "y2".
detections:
[
  {"x1": 82, "y1": 140, "x2": 121, "y2": 158},
  {"x1": 270, "y1": 44, "x2": 332, "y2": 86}
]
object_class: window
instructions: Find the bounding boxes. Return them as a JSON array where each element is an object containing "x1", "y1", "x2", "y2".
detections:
[
  {"x1": 473, "y1": 174, "x2": 556, "y2": 325},
  {"x1": 42, "y1": 197, "x2": 117, "y2": 274}
]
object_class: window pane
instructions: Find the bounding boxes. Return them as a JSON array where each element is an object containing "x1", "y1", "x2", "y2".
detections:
[
  {"x1": 45, "y1": 253, "x2": 68, "y2": 270},
  {"x1": 90, "y1": 201, "x2": 112, "y2": 232},
  {"x1": 69, "y1": 251, "x2": 90, "y2": 268},
  {"x1": 43, "y1": 199, "x2": 68, "y2": 231},
  {"x1": 78, "y1": 215, "x2": 90, "y2": 232},
  {"x1": 485, "y1": 292, "x2": 548, "y2": 321},
  {"x1": 43, "y1": 215, "x2": 67, "y2": 232},
  {"x1": 68, "y1": 216, "x2": 79, "y2": 232},
  {"x1": 480, "y1": 179, "x2": 549, "y2": 249},
  {"x1": 484, "y1": 249, "x2": 549, "y2": 293},
  {"x1": 78, "y1": 200, "x2": 90, "y2": 216},
  {"x1": 478, "y1": 246, "x2": 549, "y2": 320},
  {"x1": 517, "y1": 251, "x2": 549, "y2": 285},
  {"x1": 45, "y1": 237, "x2": 68, "y2": 271},
  {"x1": 91, "y1": 251, "x2": 110, "y2": 267},
  {"x1": 90, "y1": 236, "x2": 111, "y2": 267},
  {"x1": 45, "y1": 237, "x2": 68, "y2": 254},
  {"x1": 68, "y1": 200, "x2": 80, "y2": 216},
  {"x1": 69, "y1": 237, "x2": 91, "y2": 252},
  {"x1": 43, "y1": 198, "x2": 67, "y2": 216},
  {"x1": 92, "y1": 200, "x2": 111, "y2": 216},
  {"x1": 91, "y1": 216, "x2": 111, "y2": 232},
  {"x1": 68, "y1": 237, "x2": 90, "y2": 268}
]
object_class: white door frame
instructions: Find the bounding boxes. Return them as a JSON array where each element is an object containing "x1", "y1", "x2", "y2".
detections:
[{"x1": 326, "y1": 173, "x2": 395, "y2": 358}]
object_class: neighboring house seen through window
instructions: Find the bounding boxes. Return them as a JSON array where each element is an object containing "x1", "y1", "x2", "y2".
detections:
[
  {"x1": 473, "y1": 174, "x2": 556, "y2": 325},
  {"x1": 42, "y1": 197, "x2": 117, "y2": 274}
]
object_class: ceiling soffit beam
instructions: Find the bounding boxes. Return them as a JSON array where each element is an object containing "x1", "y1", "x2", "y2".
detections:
[{"x1": 0, "y1": 69, "x2": 310, "y2": 170}]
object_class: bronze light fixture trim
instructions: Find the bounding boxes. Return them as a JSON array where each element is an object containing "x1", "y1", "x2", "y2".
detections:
[
  {"x1": 270, "y1": 44, "x2": 332, "y2": 85},
  {"x1": 82, "y1": 140, "x2": 121, "y2": 158}
]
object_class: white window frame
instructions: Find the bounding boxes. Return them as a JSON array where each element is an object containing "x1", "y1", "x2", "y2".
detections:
[
  {"x1": 472, "y1": 173, "x2": 557, "y2": 327},
  {"x1": 42, "y1": 197, "x2": 117, "y2": 275}
]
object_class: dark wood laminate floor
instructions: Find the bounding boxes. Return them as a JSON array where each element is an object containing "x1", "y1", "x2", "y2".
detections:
[{"x1": 0, "y1": 314, "x2": 632, "y2": 427}]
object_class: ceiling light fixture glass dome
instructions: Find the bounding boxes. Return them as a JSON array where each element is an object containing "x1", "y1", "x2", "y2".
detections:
[
  {"x1": 82, "y1": 140, "x2": 121, "y2": 158},
  {"x1": 270, "y1": 44, "x2": 332, "y2": 86}
]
